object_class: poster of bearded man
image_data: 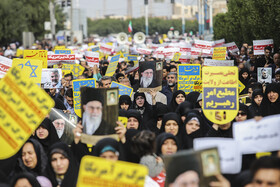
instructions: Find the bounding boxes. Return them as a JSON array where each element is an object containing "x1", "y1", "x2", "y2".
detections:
[{"x1": 138, "y1": 61, "x2": 163, "y2": 92}]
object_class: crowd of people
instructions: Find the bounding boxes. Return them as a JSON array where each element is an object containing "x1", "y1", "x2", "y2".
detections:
[{"x1": 0, "y1": 38, "x2": 280, "y2": 187}]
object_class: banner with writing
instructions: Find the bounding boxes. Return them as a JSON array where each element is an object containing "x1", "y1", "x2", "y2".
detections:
[
  {"x1": 105, "y1": 55, "x2": 120, "y2": 77},
  {"x1": 0, "y1": 66, "x2": 54, "y2": 159},
  {"x1": 54, "y1": 49, "x2": 72, "y2": 54},
  {"x1": 54, "y1": 64, "x2": 85, "y2": 79},
  {"x1": 178, "y1": 64, "x2": 201, "y2": 94},
  {"x1": 110, "y1": 81, "x2": 133, "y2": 97},
  {"x1": 202, "y1": 66, "x2": 239, "y2": 125},
  {"x1": 73, "y1": 78, "x2": 96, "y2": 117},
  {"x1": 0, "y1": 56, "x2": 12, "y2": 78},
  {"x1": 24, "y1": 50, "x2": 48, "y2": 68},
  {"x1": 85, "y1": 51, "x2": 99, "y2": 67},
  {"x1": 204, "y1": 59, "x2": 234, "y2": 66},
  {"x1": 77, "y1": 156, "x2": 148, "y2": 187},
  {"x1": 253, "y1": 39, "x2": 274, "y2": 55},
  {"x1": 224, "y1": 42, "x2": 239, "y2": 53},
  {"x1": 47, "y1": 54, "x2": 76, "y2": 66},
  {"x1": 212, "y1": 47, "x2": 227, "y2": 60}
]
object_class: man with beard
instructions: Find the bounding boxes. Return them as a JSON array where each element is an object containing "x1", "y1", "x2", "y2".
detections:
[
  {"x1": 81, "y1": 87, "x2": 116, "y2": 135},
  {"x1": 53, "y1": 118, "x2": 65, "y2": 138},
  {"x1": 161, "y1": 72, "x2": 178, "y2": 104},
  {"x1": 50, "y1": 69, "x2": 62, "y2": 88},
  {"x1": 140, "y1": 61, "x2": 158, "y2": 88}
]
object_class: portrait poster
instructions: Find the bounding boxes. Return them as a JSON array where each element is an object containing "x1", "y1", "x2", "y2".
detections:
[
  {"x1": 163, "y1": 148, "x2": 220, "y2": 187},
  {"x1": 138, "y1": 61, "x2": 162, "y2": 92},
  {"x1": 257, "y1": 67, "x2": 272, "y2": 84},
  {"x1": 49, "y1": 108, "x2": 77, "y2": 145},
  {"x1": 80, "y1": 87, "x2": 119, "y2": 145},
  {"x1": 41, "y1": 68, "x2": 63, "y2": 89}
]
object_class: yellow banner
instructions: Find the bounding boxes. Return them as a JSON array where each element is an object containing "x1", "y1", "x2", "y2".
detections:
[
  {"x1": 172, "y1": 52, "x2": 181, "y2": 61},
  {"x1": 212, "y1": 47, "x2": 227, "y2": 60},
  {"x1": 77, "y1": 156, "x2": 148, "y2": 187},
  {"x1": 16, "y1": 49, "x2": 24, "y2": 57},
  {"x1": 105, "y1": 55, "x2": 120, "y2": 77},
  {"x1": 202, "y1": 66, "x2": 239, "y2": 125},
  {"x1": 54, "y1": 46, "x2": 66, "y2": 51},
  {"x1": 24, "y1": 50, "x2": 48, "y2": 68},
  {"x1": 0, "y1": 66, "x2": 54, "y2": 159},
  {"x1": 12, "y1": 59, "x2": 42, "y2": 85},
  {"x1": 54, "y1": 64, "x2": 85, "y2": 79}
]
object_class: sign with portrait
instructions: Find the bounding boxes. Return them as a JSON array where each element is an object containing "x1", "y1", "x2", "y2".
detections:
[
  {"x1": 41, "y1": 68, "x2": 63, "y2": 89},
  {"x1": 257, "y1": 67, "x2": 272, "y2": 84},
  {"x1": 80, "y1": 87, "x2": 119, "y2": 145},
  {"x1": 202, "y1": 66, "x2": 239, "y2": 125},
  {"x1": 138, "y1": 61, "x2": 162, "y2": 92}
]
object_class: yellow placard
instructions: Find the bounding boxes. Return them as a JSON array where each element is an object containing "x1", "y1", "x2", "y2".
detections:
[
  {"x1": 12, "y1": 59, "x2": 42, "y2": 85},
  {"x1": 172, "y1": 52, "x2": 181, "y2": 61},
  {"x1": 194, "y1": 80, "x2": 202, "y2": 93},
  {"x1": 118, "y1": 116, "x2": 128, "y2": 128},
  {"x1": 88, "y1": 43, "x2": 95, "y2": 46},
  {"x1": 0, "y1": 66, "x2": 54, "y2": 159},
  {"x1": 105, "y1": 55, "x2": 120, "y2": 77},
  {"x1": 16, "y1": 49, "x2": 24, "y2": 57},
  {"x1": 54, "y1": 64, "x2": 85, "y2": 79},
  {"x1": 77, "y1": 156, "x2": 148, "y2": 187},
  {"x1": 202, "y1": 66, "x2": 239, "y2": 125},
  {"x1": 24, "y1": 50, "x2": 48, "y2": 68},
  {"x1": 238, "y1": 80, "x2": 245, "y2": 94},
  {"x1": 212, "y1": 47, "x2": 227, "y2": 60},
  {"x1": 54, "y1": 46, "x2": 66, "y2": 51}
]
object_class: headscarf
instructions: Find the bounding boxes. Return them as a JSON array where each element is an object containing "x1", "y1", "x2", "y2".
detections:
[
  {"x1": 119, "y1": 95, "x2": 132, "y2": 110},
  {"x1": 249, "y1": 89, "x2": 265, "y2": 117},
  {"x1": 92, "y1": 138, "x2": 124, "y2": 160},
  {"x1": 168, "y1": 90, "x2": 186, "y2": 112},
  {"x1": 263, "y1": 82, "x2": 280, "y2": 116},
  {"x1": 126, "y1": 109, "x2": 147, "y2": 130},
  {"x1": 34, "y1": 118, "x2": 60, "y2": 154},
  {"x1": 10, "y1": 172, "x2": 41, "y2": 187},
  {"x1": 156, "y1": 133, "x2": 178, "y2": 156},
  {"x1": 47, "y1": 142, "x2": 79, "y2": 187},
  {"x1": 175, "y1": 101, "x2": 194, "y2": 117},
  {"x1": 185, "y1": 91, "x2": 200, "y2": 107},
  {"x1": 160, "y1": 112, "x2": 182, "y2": 136}
]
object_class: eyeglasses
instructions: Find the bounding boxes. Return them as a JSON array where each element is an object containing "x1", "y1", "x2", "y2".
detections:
[{"x1": 237, "y1": 112, "x2": 247, "y2": 116}]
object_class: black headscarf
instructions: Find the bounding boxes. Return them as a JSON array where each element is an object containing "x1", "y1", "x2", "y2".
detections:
[
  {"x1": 10, "y1": 172, "x2": 41, "y2": 187},
  {"x1": 263, "y1": 82, "x2": 280, "y2": 116},
  {"x1": 182, "y1": 111, "x2": 209, "y2": 149},
  {"x1": 14, "y1": 138, "x2": 48, "y2": 177},
  {"x1": 92, "y1": 138, "x2": 124, "y2": 160},
  {"x1": 119, "y1": 95, "x2": 132, "y2": 110},
  {"x1": 34, "y1": 118, "x2": 60, "y2": 154},
  {"x1": 47, "y1": 142, "x2": 79, "y2": 187},
  {"x1": 126, "y1": 109, "x2": 147, "y2": 130},
  {"x1": 249, "y1": 89, "x2": 265, "y2": 117},
  {"x1": 123, "y1": 129, "x2": 141, "y2": 163},
  {"x1": 175, "y1": 101, "x2": 194, "y2": 117},
  {"x1": 168, "y1": 90, "x2": 186, "y2": 112},
  {"x1": 160, "y1": 112, "x2": 182, "y2": 136},
  {"x1": 156, "y1": 133, "x2": 178, "y2": 156},
  {"x1": 185, "y1": 91, "x2": 200, "y2": 107},
  {"x1": 132, "y1": 92, "x2": 153, "y2": 124}
]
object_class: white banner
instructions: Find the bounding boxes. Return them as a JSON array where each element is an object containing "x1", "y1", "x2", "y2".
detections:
[
  {"x1": 0, "y1": 56, "x2": 12, "y2": 78},
  {"x1": 224, "y1": 42, "x2": 239, "y2": 53},
  {"x1": 47, "y1": 54, "x2": 76, "y2": 66},
  {"x1": 214, "y1": 39, "x2": 225, "y2": 47},
  {"x1": 85, "y1": 51, "x2": 99, "y2": 67},
  {"x1": 204, "y1": 59, "x2": 234, "y2": 66},
  {"x1": 253, "y1": 39, "x2": 274, "y2": 55},
  {"x1": 194, "y1": 39, "x2": 214, "y2": 56}
]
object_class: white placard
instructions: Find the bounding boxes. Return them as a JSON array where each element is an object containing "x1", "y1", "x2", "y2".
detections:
[
  {"x1": 194, "y1": 39, "x2": 214, "y2": 55},
  {"x1": 85, "y1": 51, "x2": 99, "y2": 67},
  {"x1": 136, "y1": 48, "x2": 153, "y2": 55},
  {"x1": 100, "y1": 43, "x2": 113, "y2": 54},
  {"x1": 233, "y1": 114, "x2": 280, "y2": 154},
  {"x1": 204, "y1": 59, "x2": 234, "y2": 66},
  {"x1": 41, "y1": 68, "x2": 63, "y2": 89},
  {"x1": 224, "y1": 42, "x2": 239, "y2": 53},
  {"x1": 194, "y1": 137, "x2": 242, "y2": 174},
  {"x1": 253, "y1": 39, "x2": 274, "y2": 55},
  {"x1": 0, "y1": 56, "x2": 12, "y2": 78},
  {"x1": 214, "y1": 39, "x2": 225, "y2": 47}
]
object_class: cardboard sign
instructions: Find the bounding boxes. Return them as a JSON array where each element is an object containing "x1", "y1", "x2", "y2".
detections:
[
  {"x1": 253, "y1": 39, "x2": 274, "y2": 55},
  {"x1": 110, "y1": 81, "x2": 133, "y2": 97},
  {"x1": 204, "y1": 59, "x2": 234, "y2": 66},
  {"x1": 0, "y1": 66, "x2": 54, "y2": 159},
  {"x1": 47, "y1": 54, "x2": 76, "y2": 66},
  {"x1": 54, "y1": 49, "x2": 72, "y2": 54},
  {"x1": 178, "y1": 64, "x2": 201, "y2": 94},
  {"x1": 212, "y1": 47, "x2": 227, "y2": 60},
  {"x1": 85, "y1": 51, "x2": 99, "y2": 67},
  {"x1": 77, "y1": 156, "x2": 148, "y2": 187},
  {"x1": 224, "y1": 42, "x2": 239, "y2": 53},
  {"x1": 24, "y1": 50, "x2": 48, "y2": 68},
  {"x1": 194, "y1": 138, "x2": 242, "y2": 174},
  {"x1": 105, "y1": 55, "x2": 120, "y2": 77},
  {"x1": 13, "y1": 59, "x2": 42, "y2": 85},
  {"x1": 73, "y1": 78, "x2": 96, "y2": 117},
  {"x1": 54, "y1": 64, "x2": 85, "y2": 79},
  {"x1": 233, "y1": 115, "x2": 280, "y2": 154},
  {"x1": 202, "y1": 66, "x2": 239, "y2": 125},
  {"x1": 0, "y1": 56, "x2": 12, "y2": 78}
]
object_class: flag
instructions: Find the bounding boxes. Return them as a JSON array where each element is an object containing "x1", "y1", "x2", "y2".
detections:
[{"x1": 128, "y1": 21, "x2": 133, "y2": 33}]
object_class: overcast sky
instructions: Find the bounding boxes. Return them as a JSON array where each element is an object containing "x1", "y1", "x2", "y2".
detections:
[{"x1": 77, "y1": 0, "x2": 197, "y2": 19}]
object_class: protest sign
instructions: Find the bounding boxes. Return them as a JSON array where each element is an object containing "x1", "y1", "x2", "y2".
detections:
[
  {"x1": 85, "y1": 51, "x2": 99, "y2": 67},
  {"x1": 194, "y1": 80, "x2": 202, "y2": 93},
  {"x1": 214, "y1": 39, "x2": 225, "y2": 47},
  {"x1": 16, "y1": 49, "x2": 24, "y2": 57},
  {"x1": 110, "y1": 81, "x2": 133, "y2": 97},
  {"x1": 204, "y1": 59, "x2": 234, "y2": 66},
  {"x1": 47, "y1": 54, "x2": 76, "y2": 66},
  {"x1": 24, "y1": 50, "x2": 48, "y2": 68},
  {"x1": 238, "y1": 80, "x2": 245, "y2": 94},
  {"x1": 257, "y1": 67, "x2": 272, "y2": 84},
  {"x1": 253, "y1": 39, "x2": 274, "y2": 55},
  {"x1": 105, "y1": 54, "x2": 120, "y2": 77},
  {"x1": 194, "y1": 138, "x2": 242, "y2": 174},
  {"x1": 41, "y1": 69, "x2": 63, "y2": 89},
  {"x1": 224, "y1": 42, "x2": 239, "y2": 53},
  {"x1": 172, "y1": 52, "x2": 181, "y2": 61},
  {"x1": 163, "y1": 47, "x2": 180, "y2": 59},
  {"x1": 212, "y1": 47, "x2": 227, "y2": 60},
  {"x1": 0, "y1": 56, "x2": 12, "y2": 78},
  {"x1": 54, "y1": 64, "x2": 85, "y2": 79},
  {"x1": 100, "y1": 43, "x2": 113, "y2": 54},
  {"x1": 202, "y1": 66, "x2": 239, "y2": 125},
  {"x1": 91, "y1": 46, "x2": 100, "y2": 52},
  {"x1": 54, "y1": 49, "x2": 72, "y2": 54},
  {"x1": 13, "y1": 59, "x2": 42, "y2": 85},
  {"x1": 233, "y1": 114, "x2": 280, "y2": 154},
  {"x1": 191, "y1": 47, "x2": 202, "y2": 58},
  {"x1": 0, "y1": 66, "x2": 54, "y2": 159},
  {"x1": 54, "y1": 46, "x2": 66, "y2": 51},
  {"x1": 194, "y1": 39, "x2": 214, "y2": 56},
  {"x1": 136, "y1": 48, "x2": 153, "y2": 55},
  {"x1": 178, "y1": 64, "x2": 201, "y2": 94},
  {"x1": 77, "y1": 156, "x2": 148, "y2": 187},
  {"x1": 72, "y1": 78, "x2": 96, "y2": 117}
]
